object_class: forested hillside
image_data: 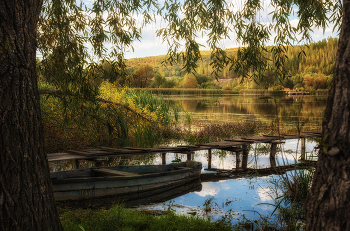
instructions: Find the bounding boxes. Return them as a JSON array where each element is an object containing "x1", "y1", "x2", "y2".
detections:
[
  {"x1": 37, "y1": 37, "x2": 338, "y2": 92},
  {"x1": 126, "y1": 37, "x2": 337, "y2": 78},
  {"x1": 124, "y1": 37, "x2": 337, "y2": 91}
]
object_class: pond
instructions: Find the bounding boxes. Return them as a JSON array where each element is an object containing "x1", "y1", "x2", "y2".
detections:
[
  {"x1": 165, "y1": 94, "x2": 327, "y2": 132},
  {"x1": 51, "y1": 94, "x2": 324, "y2": 225},
  {"x1": 136, "y1": 94, "x2": 323, "y2": 224},
  {"x1": 131, "y1": 138, "x2": 318, "y2": 225}
]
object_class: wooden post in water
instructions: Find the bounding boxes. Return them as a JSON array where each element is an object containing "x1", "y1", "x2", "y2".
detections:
[
  {"x1": 187, "y1": 152, "x2": 192, "y2": 161},
  {"x1": 208, "y1": 149, "x2": 212, "y2": 170},
  {"x1": 270, "y1": 142, "x2": 277, "y2": 169},
  {"x1": 300, "y1": 138, "x2": 306, "y2": 160},
  {"x1": 162, "y1": 153, "x2": 166, "y2": 165},
  {"x1": 235, "y1": 152, "x2": 241, "y2": 170},
  {"x1": 242, "y1": 145, "x2": 248, "y2": 170},
  {"x1": 74, "y1": 159, "x2": 79, "y2": 169},
  {"x1": 95, "y1": 159, "x2": 103, "y2": 168}
]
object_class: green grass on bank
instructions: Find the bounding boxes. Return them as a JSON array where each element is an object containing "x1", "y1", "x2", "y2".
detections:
[
  {"x1": 131, "y1": 88, "x2": 231, "y2": 95},
  {"x1": 127, "y1": 88, "x2": 329, "y2": 96},
  {"x1": 61, "y1": 206, "x2": 233, "y2": 231}
]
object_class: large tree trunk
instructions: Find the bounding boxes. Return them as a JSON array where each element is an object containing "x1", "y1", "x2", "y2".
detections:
[
  {"x1": 0, "y1": 0, "x2": 63, "y2": 230},
  {"x1": 305, "y1": 1, "x2": 350, "y2": 230}
]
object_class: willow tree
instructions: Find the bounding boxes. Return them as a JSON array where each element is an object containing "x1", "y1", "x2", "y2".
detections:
[{"x1": 0, "y1": 0, "x2": 346, "y2": 230}]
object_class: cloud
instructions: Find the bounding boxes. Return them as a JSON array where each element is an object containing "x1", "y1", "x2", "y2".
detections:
[{"x1": 195, "y1": 182, "x2": 221, "y2": 197}]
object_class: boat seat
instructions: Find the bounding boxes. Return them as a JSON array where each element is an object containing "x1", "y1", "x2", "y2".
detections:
[{"x1": 93, "y1": 168, "x2": 137, "y2": 176}]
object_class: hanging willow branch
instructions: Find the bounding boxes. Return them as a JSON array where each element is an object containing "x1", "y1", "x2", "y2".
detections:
[{"x1": 38, "y1": 89, "x2": 155, "y2": 124}]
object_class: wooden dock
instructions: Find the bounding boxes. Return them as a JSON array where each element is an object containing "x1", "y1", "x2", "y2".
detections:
[{"x1": 48, "y1": 132, "x2": 321, "y2": 170}]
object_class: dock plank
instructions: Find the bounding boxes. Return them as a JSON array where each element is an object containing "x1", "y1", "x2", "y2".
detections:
[
  {"x1": 67, "y1": 150, "x2": 96, "y2": 157},
  {"x1": 47, "y1": 132, "x2": 321, "y2": 162},
  {"x1": 93, "y1": 168, "x2": 137, "y2": 176}
]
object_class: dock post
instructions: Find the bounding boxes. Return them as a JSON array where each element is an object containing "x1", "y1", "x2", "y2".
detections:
[
  {"x1": 300, "y1": 138, "x2": 306, "y2": 160},
  {"x1": 270, "y1": 142, "x2": 277, "y2": 169},
  {"x1": 162, "y1": 153, "x2": 166, "y2": 165},
  {"x1": 187, "y1": 152, "x2": 192, "y2": 161},
  {"x1": 95, "y1": 160, "x2": 102, "y2": 168},
  {"x1": 235, "y1": 152, "x2": 241, "y2": 170},
  {"x1": 208, "y1": 149, "x2": 212, "y2": 170},
  {"x1": 242, "y1": 151, "x2": 248, "y2": 170},
  {"x1": 74, "y1": 159, "x2": 79, "y2": 169},
  {"x1": 242, "y1": 145, "x2": 248, "y2": 170}
]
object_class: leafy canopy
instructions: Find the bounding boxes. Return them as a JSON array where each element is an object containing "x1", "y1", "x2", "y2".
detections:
[{"x1": 38, "y1": 0, "x2": 341, "y2": 95}]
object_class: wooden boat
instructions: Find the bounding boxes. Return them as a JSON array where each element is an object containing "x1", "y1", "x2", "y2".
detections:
[{"x1": 51, "y1": 160, "x2": 202, "y2": 201}]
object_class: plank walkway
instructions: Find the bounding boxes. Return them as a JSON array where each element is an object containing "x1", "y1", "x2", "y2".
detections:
[{"x1": 47, "y1": 132, "x2": 321, "y2": 164}]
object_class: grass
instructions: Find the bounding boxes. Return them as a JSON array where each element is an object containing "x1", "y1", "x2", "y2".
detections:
[
  {"x1": 60, "y1": 205, "x2": 233, "y2": 231},
  {"x1": 159, "y1": 120, "x2": 278, "y2": 144},
  {"x1": 131, "y1": 88, "x2": 228, "y2": 95},
  {"x1": 239, "y1": 89, "x2": 286, "y2": 95}
]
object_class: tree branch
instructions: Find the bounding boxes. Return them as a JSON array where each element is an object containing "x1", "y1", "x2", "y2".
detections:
[{"x1": 38, "y1": 89, "x2": 155, "y2": 124}]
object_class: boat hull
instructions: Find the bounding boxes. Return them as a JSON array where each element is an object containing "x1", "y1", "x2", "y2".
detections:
[{"x1": 51, "y1": 161, "x2": 202, "y2": 201}]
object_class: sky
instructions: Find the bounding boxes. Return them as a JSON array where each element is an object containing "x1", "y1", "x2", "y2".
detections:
[
  {"x1": 124, "y1": 20, "x2": 339, "y2": 59},
  {"x1": 121, "y1": 0, "x2": 339, "y2": 59},
  {"x1": 38, "y1": 0, "x2": 340, "y2": 60}
]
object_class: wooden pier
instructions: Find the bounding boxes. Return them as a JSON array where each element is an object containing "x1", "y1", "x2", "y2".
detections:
[{"x1": 48, "y1": 132, "x2": 321, "y2": 170}]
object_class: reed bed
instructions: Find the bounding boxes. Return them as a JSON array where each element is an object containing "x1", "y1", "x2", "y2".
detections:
[
  {"x1": 130, "y1": 88, "x2": 229, "y2": 95},
  {"x1": 159, "y1": 120, "x2": 278, "y2": 144},
  {"x1": 239, "y1": 89, "x2": 286, "y2": 95}
]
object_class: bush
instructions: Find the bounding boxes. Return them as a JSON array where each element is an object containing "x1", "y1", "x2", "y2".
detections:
[{"x1": 182, "y1": 73, "x2": 198, "y2": 88}]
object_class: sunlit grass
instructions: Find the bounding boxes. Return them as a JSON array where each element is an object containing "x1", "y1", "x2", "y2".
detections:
[{"x1": 60, "y1": 205, "x2": 233, "y2": 231}]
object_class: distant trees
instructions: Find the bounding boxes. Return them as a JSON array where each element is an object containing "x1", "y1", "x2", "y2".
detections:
[
  {"x1": 125, "y1": 37, "x2": 338, "y2": 83},
  {"x1": 130, "y1": 64, "x2": 154, "y2": 88}
]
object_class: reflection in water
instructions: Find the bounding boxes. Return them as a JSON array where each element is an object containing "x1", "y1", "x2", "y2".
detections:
[
  {"x1": 137, "y1": 174, "x2": 283, "y2": 225},
  {"x1": 166, "y1": 95, "x2": 327, "y2": 131},
  {"x1": 49, "y1": 138, "x2": 319, "y2": 172}
]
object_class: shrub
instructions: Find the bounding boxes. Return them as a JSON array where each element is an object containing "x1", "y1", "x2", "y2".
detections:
[{"x1": 182, "y1": 73, "x2": 198, "y2": 88}]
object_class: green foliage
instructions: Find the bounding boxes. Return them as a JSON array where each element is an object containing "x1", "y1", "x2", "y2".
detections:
[
  {"x1": 182, "y1": 73, "x2": 198, "y2": 88},
  {"x1": 195, "y1": 74, "x2": 212, "y2": 85},
  {"x1": 61, "y1": 205, "x2": 233, "y2": 231},
  {"x1": 125, "y1": 38, "x2": 338, "y2": 91},
  {"x1": 130, "y1": 64, "x2": 154, "y2": 88},
  {"x1": 150, "y1": 71, "x2": 166, "y2": 88},
  {"x1": 39, "y1": 83, "x2": 178, "y2": 152},
  {"x1": 133, "y1": 88, "x2": 226, "y2": 95},
  {"x1": 200, "y1": 81, "x2": 222, "y2": 89},
  {"x1": 274, "y1": 169, "x2": 314, "y2": 229},
  {"x1": 37, "y1": 0, "x2": 340, "y2": 117}
]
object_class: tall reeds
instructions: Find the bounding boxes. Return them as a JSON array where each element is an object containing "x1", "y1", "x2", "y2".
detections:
[
  {"x1": 40, "y1": 82, "x2": 179, "y2": 152},
  {"x1": 130, "y1": 88, "x2": 227, "y2": 95}
]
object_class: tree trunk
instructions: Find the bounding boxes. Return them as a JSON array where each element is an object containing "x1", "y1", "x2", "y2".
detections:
[
  {"x1": 305, "y1": 2, "x2": 350, "y2": 230},
  {"x1": 0, "y1": 0, "x2": 63, "y2": 230}
]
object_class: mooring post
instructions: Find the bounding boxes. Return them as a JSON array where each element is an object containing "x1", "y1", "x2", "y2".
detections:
[
  {"x1": 74, "y1": 159, "x2": 80, "y2": 169},
  {"x1": 208, "y1": 149, "x2": 212, "y2": 170},
  {"x1": 162, "y1": 153, "x2": 166, "y2": 165},
  {"x1": 235, "y1": 152, "x2": 241, "y2": 170},
  {"x1": 270, "y1": 142, "x2": 277, "y2": 169},
  {"x1": 242, "y1": 145, "x2": 248, "y2": 170},
  {"x1": 300, "y1": 138, "x2": 306, "y2": 160},
  {"x1": 95, "y1": 159, "x2": 102, "y2": 168},
  {"x1": 242, "y1": 151, "x2": 248, "y2": 170},
  {"x1": 187, "y1": 152, "x2": 192, "y2": 161}
]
